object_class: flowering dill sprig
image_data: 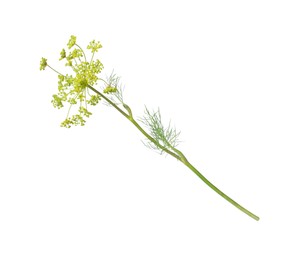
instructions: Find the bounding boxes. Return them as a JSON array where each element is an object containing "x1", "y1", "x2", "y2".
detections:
[{"x1": 40, "y1": 36, "x2": 259, "y2": 221}]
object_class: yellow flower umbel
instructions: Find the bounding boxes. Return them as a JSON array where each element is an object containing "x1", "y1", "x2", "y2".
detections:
[{"x1": 40, "y1": 35, "x2": 114, "y2": 128}]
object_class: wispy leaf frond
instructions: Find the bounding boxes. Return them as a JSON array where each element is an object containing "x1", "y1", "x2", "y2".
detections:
[{"x1": 140, "y1": 107, "x2": 181, "y2": 153}]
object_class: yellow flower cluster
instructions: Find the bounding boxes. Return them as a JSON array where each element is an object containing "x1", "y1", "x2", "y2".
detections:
[{"x1": 40, "y1": 35, "x2": 110, "y2": 128}]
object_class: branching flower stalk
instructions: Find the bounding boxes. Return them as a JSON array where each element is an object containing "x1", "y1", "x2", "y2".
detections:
[{"x1": 40, "y1": 36, "x2": 260, "y2": 221}]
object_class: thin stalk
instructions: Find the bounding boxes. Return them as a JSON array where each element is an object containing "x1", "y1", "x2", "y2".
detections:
[
  {"x1": 184, "y1": 160, "x2": 259, "y2": 221},
  {"x1": 75, "y1": 43, "x2": 87, "y2": 62},
  {"x1": 87, "y1": 85, "x2": 130, "y2": 119},
  {"x1": 47, "y1": 65, "x2": 64, "y2": 76},
  {"x1": 168, "y1": 145, "x2": 259, "y2": 220},
  {"x1": 87, "y1": 84, "x2": 259, "y2": 221}
]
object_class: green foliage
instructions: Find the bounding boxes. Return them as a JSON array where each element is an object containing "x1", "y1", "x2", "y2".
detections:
[
  {"x1": 140, "y1": 107, "x2": 181, "y2": 154},
  {"x1": 40, "y1": 35, "x2": 107, "y2": 128},
  {"x1": 100, "y1": 72, "x2": 123, "y2": 106}
]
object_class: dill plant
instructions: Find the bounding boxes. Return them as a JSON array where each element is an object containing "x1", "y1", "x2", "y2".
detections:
[{"x1": 40, "y1": 35, "x2": 259, "y2": 221}]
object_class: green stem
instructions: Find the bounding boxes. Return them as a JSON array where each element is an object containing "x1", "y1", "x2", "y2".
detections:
[
  {"x1": 87, "y1": 84, "x2": 259, "y2": 221},
  {"x1": 90, "y1": 52, "x2": 95, "y2": 64},
  {"x1": 87, "y1": 85, "x2": 130, "y2": 119},
  {"x1": 183, "y1": 160, "x2": 259, "y2": 221},
  {"x1": 75, "y1": 43, "x2": 87, "y2": 62},
  {"x1": 47, "y1": 65, "x2": 64, "y2": 76}
]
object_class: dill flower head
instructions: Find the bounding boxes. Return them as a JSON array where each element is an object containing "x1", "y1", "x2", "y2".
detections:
[{"x1": 40, "y1": 35, "x2": 117, "y2": 128}]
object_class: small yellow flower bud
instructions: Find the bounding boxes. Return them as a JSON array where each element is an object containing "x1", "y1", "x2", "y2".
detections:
[
  {"x1": 67, "y1": 35, "x2": 76, "y2": 49},
  {"x1": 59, "y1": 49, "x2": 66, "y2": 60},
  {"x1": 39, "y1": 57, "x2": 47, "y2": 70}
]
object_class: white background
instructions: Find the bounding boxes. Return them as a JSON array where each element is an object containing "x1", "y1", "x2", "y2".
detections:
[{"x1": 1, "y1": 0, "x2": 296, "y2": 259}]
